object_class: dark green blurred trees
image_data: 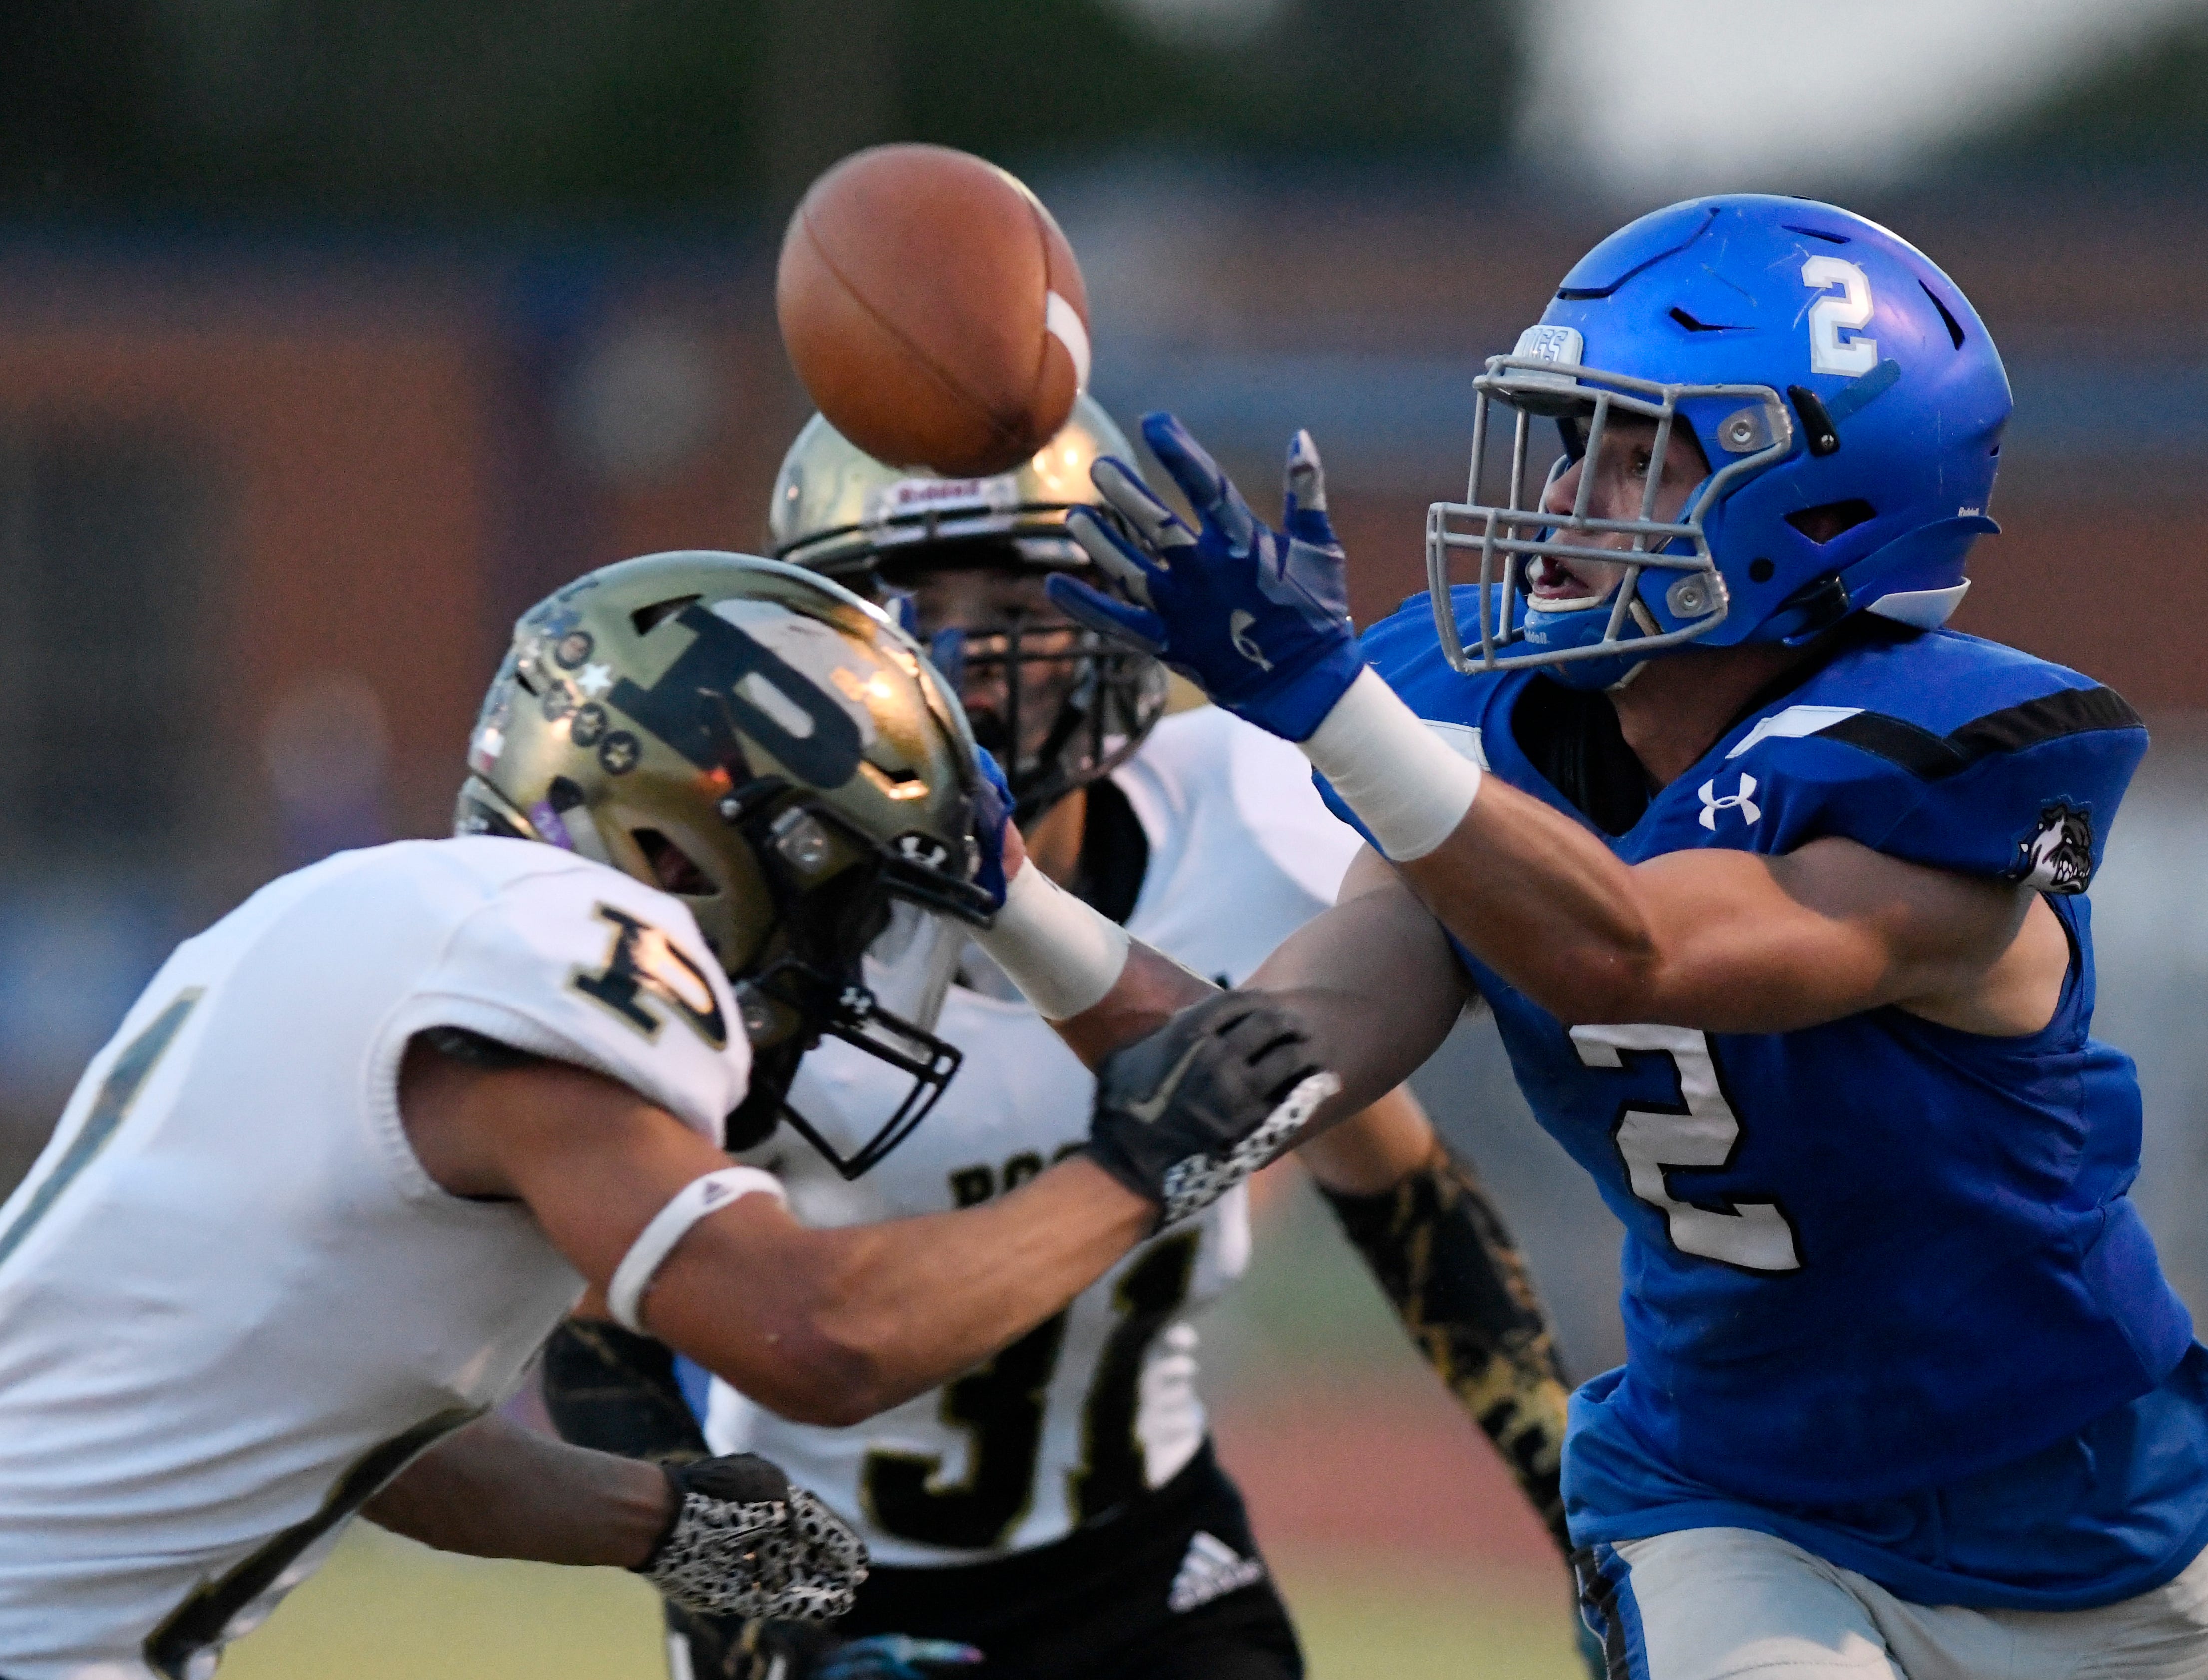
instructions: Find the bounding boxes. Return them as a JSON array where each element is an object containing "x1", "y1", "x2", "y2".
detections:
[
  {"x1": 1951, "y1": 11, "x2": 2208, "y2": 179},
  {"x1": 0, "y1": 0, "x2": 1522, "y2": 222}
]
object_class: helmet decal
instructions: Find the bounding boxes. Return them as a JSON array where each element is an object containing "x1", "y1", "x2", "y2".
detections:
[{"x1": 609, "y1": 600, "x2": 865, "y2": 787}]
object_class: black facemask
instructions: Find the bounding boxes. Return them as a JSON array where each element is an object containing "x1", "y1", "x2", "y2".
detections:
[{"x1": 717, "y1": 778, "x2": 969, "y2": 1178}]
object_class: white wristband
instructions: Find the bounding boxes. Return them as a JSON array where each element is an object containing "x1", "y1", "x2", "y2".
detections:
[
  {"x1": 972, "y1": 862, "x2": 1133, "y2": 1021},
  {"x1": 608, "y1": 1166, "x2": 786, "y2": 1334},
  {"x1": 1300, "y1": 668, "x2": 1482, "y2": 861}
]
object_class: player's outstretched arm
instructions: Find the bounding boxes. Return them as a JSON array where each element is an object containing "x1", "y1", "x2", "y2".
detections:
[
  {"x1": 974, "y1": 794, "x2": 1469, "y2": 1104},
  {"x1": 1391, "y1": 802, "x2": 2064, "y2": 1035},
  {"x1": 1055, "y1": 413, "x2": 2066, "y2": 1038},
  {"x1": 401, "y1": 1035, "x2": 1152, "y2": 1427},
  {"x1": 990, "y1": 839, "x2": 1469, "y2": 1092}
]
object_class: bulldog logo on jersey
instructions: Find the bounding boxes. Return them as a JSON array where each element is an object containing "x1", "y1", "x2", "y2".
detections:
[{"x1": 2013, "y1": 801, "x2": 2095, "y2": 894}]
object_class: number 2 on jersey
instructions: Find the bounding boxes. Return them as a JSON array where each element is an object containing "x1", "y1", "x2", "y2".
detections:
[{"x1": 1570, "y1": 1024, "x2": 1802, "y2": 1274}]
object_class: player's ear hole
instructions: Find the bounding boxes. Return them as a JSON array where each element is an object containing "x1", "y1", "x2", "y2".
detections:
[
  {"x1": 633, "y1": 828, "x2": 713, "y2": 895},
  {"x1": 1786, "y1": 500, "x2": 1877, "y2": 545}
]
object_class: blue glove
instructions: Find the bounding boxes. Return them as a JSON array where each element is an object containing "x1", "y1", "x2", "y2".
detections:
[
  {"x1": 969, "y1": 744, "x2": 1013, "y2": 912},
  {"x1": 814, "y1": 1634, "x2": 984, "y2": 1680},
  {"x1": 1052, "y1": 413, "x2": 1362, "y2": 742}
]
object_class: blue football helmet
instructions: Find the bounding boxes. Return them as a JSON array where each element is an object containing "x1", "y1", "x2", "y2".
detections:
[{"x1": 1426, "y1": 194, "x2": 2013, "y2": 689}]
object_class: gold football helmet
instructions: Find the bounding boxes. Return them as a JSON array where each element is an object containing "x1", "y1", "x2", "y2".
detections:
[
  {"x1": 769, "y1": 395, "x2": 1167, "y2": 818},
  {"x1": 456, "y1": 550, "x2": 993, "y2": 1175}
]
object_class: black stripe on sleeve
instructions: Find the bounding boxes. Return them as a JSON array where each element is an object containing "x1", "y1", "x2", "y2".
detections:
[{"x1": 1819, "y1": 685, "x2": 2142, "y2": 782}]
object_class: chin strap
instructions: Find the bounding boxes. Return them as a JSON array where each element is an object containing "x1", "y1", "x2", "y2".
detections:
[{"x1": 1320, "y1": 1140, "x2": 1574, "y2": 1554}]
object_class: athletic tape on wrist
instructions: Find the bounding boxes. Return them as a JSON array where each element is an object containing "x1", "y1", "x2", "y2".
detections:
[
  {"x1": 1301, "y1": 668, "x2": 1483, "y2": 862},
  {"x1": 608, "y1": 1167, "x2": 786, "y2": 1334},
  {"x1": 971, "y1": 863, "x2": 1132, "y2": 1021}
]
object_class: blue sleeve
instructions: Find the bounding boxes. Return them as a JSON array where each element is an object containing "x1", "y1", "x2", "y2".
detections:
[{"x1": 1760, "y1": 684, "x2": 2146, "y2": 892}]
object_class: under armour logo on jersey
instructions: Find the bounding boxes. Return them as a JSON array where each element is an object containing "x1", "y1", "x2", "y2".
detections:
[
  {"x1": 1698, "y1": 773, "x2": 1761, "y2": 830},
  {"x1": 1228, "y1": 610, "x2": 1273, "y2": 670},
  {"x1": 1168, "y1": 1531, "x2": 1266, "y2": 1613}
]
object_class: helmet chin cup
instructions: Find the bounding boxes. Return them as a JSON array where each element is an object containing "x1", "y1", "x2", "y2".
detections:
[{"x1": 1522, "y1": 590, "x2": 1666, "y2": 691}]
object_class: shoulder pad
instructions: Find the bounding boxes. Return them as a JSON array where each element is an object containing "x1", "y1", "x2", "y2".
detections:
[
  {"x1": 1358, "y1": 594, "x2": 1450, "y2": 685},
  {"x1": 1725, "y1": 632, "x2": 2146, "y2": 892},
  {"x1": 403, "y1": 844, "x2": 751, "y2": 1132},
  {"x1": 1357, "y1": 593, "x2": 1513, "y2": 720}
]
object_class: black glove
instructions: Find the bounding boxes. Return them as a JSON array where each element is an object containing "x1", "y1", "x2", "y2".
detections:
[
  {"x1": 636, "y1": 1453, "x2": 869, "y2": 1621},
  {"x1": 1085, "y1": 991, "x2": 1339, "y2": 1227}
]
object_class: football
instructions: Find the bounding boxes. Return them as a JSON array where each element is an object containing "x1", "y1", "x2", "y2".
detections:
[{"x1": 776, "y1": 144, "x2": 1091, "y2": 479}]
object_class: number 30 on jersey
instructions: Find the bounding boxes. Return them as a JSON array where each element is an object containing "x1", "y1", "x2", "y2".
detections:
[{"x1": 1570, "y1": 1023, "x2": 1803, "y2": 1275}]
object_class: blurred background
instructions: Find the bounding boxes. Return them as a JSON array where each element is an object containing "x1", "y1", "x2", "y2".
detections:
[{"x1": 7, "y1": 0, "x2": 2208, "y2": 1674}]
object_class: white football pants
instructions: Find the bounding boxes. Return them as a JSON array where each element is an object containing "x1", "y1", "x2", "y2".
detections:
[{"x1": 1577, "y1": 1526, "x2": 2208, "y2": 1679}]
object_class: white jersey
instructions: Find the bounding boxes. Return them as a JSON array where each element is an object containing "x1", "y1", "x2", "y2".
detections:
[
  {"x1": 705, "y1": 707, "x2": 1361, "y2": 1566},
  {"x1": 0, "y1": 837, "x2": 747, "y2": 1680}
]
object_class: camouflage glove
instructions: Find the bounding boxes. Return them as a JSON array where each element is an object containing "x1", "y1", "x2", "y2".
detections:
[
  {"x1": 1086, "y1": 991, "x2": 1339, "y2": 1227},
  {"x1": 637, "y1": 1453, "x2": 869, "y2": 1621},
  {"x1": 1322, "y1": 1141, "x2": 1572, "y2": 1553}
]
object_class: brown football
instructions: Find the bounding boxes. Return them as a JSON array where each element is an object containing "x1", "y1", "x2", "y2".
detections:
[{"x1": 777, "y1": 144, "x2": 1091, "y2": 479}]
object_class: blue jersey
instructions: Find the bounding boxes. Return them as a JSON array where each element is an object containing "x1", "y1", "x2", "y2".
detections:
[{"x1": 1326, "y1": 594, "x2": 2208, "y2": 1609}]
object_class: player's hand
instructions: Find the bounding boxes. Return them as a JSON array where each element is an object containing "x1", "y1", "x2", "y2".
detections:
[
  {"x1": 636, "y1": 1452, "x2": 868, "y2": 1620},
  {"x1": 968, "y1": 745, "x2": 1017, "y2": 910},
  {"x1": 1085, "y1": 991, "x2": 1341, "y2": 1228},
  {"x1": 1054, "y1": 413, "x2": 1362, "y2": 742}
]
